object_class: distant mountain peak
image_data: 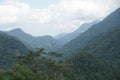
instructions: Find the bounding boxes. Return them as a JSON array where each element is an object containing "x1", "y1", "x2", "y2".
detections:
[
  {"x1": 10, "y1": 28, "x2": 24, "y2": 32},
  {"x1": 60, "y1": 7, "x2": 120, "y2": 55}
]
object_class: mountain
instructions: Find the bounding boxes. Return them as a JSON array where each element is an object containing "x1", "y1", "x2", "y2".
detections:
[
  {"x1": 83, "y1": 25, "x2": 120, "y2": 66},
  {"x1": 60, "y1": 8, "x2": 120, "y2": 55},
  {"x1": 0, "y1": 31, "x2": 28, "y2": 69},
  {"x1": 76, "y1": 18, "x2": 120, "y2": 80},
  {"x1": 7, "y1": 28, "x2": 34, "y2": 50},
  {"x1": 33, "y1": 35, "x2": 61, "y2": 51},
  {"x1": 56, "y1": 20, "x2": 99, "y2": 45},
  {"x1": 55, "y1": 33, "x2": 68, "y2": 39},
  {"x1": 73, "y1": 20, "x2": 99, "y2": 34},
  {"x1": 68, "y1": 52, "x2": 118, "y2": 80},
  {"x1": 7, "y1": 28, "x2": 61, "y2": 51}
]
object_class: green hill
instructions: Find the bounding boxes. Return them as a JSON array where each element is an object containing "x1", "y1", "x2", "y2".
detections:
[
  {"x1": 60, "y1": 8, "x2": 120, "y2": 55},
  {"x1": 7, "y1": 28, "x2": 61, "y2": 51},
  {"x1": 67, "y1": 24, "x2": 120, "y2": 80},
  {"x1": 83, "y1": 25, "x2": 120, "y2": 66},
  {"x1": 0, "y1": 31, "x2": 28, "y2": 69},
  {"x1": 56, "y1": 20, "x2": 99, "y2": 45}
]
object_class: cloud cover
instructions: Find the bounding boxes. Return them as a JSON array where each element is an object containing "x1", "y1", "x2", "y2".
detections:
[{"x1": 0, "y1": 0, "x2": 120, "y2": 36}]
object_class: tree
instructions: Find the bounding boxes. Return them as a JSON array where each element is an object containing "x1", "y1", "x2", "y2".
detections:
[
  {"x1": 15, "y1": 48, "x2": 73, "y2": 80},
  {"x1": 7, "y1": 64, "x2": 38, "y2": 80},
  {"x1": 67, "y1": 52, "x2": 119, "y2": 80},
  {"x1": 0, "y1": 71, "x2": 6, "y2": 80}
]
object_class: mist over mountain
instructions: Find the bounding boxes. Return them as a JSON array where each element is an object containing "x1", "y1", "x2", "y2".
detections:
[
  {"x1": 6, "y1": 20, "x2": 99, "y2": 51},
  {"x1": 83, "y1": 25, "x2": 120, "y2": 65},
  {"x1": 7, "y1": 28, "x2": 61, "y2": 51},
  {"x1": 60, "y1": 8, "x2": 120, "y2": 55},
  {"x1": 55, "y1": 33, "x2": 68, "y2": 39},
  {"x1": 56, "y1": 20, "x2": 99, "y2": 45},
  {"x1": 0, "y1": 31, "x2": 28, "y2": 69},
  {"x1": 0, "y1": 0, "x2": 120, "y2": 79}
]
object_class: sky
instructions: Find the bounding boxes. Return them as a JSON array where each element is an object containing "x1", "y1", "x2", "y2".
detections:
[{"x1": 0, "y1": 0, "x2": 120, "y2": 36}]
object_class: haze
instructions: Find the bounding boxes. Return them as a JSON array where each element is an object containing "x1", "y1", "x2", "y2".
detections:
[{"x1": 0, "y1": 0, "x2": 120, "y2": 36}]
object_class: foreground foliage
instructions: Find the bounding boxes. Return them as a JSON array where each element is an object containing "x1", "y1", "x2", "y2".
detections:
[
  {"x1": 1, "y1": 49, "x2": 120, "y2": 80},
  {"x1": 1, "y1": 49, "x2": 73, "y2": 80},
  {"x1": 68, "y1": 52, "x2": 120, "y2": 80},
  {"x1": 0, "y1": 31, "x2": 28, "y2": 69}
]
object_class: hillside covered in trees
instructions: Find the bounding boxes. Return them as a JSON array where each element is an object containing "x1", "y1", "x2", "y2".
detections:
[
  {"x1": 7, "y1": 28, "x2": 61, "y2": 51},
  {"x1": 0, "y1": 31, "x2": 28, "y2": 69},
  {"x1": 60, "y1": 8, "x2": 120, "y2": 55},
  {"x1": 1, "y1": 49, "x2": 120, "y2": 80}
]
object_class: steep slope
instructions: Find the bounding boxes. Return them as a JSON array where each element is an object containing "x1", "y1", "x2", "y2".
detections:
[
  {"x1": 7, "y1": 28, "x2": 33, "y2": 50},
  {"x1": 67, "y1": 52, "x2": 119, "y2": 80},
  {"x1": 0, "y1": 31, "x2": 28, "y2": 69},
  {"x1": 68, "y1": 23, "x2": 120, "y2": 80},
  {"x1": 57, "y1": 20, "x2": 99, "y2": 45},
  {"x1": 33, "y1": 35, "x2": 61, "y2": 51},
  {"x1": 60, "y1": 8, "x2": 120, "y2": 55},
  {"x1": 55, "y1": 33, "x2": 68, "y2": 39},
  {"x1": 83, "y1": 25, "x2": 120, "y2": 65},
  {"x1": 7, "y1": 28, "x2": 61, "y2": 51}
]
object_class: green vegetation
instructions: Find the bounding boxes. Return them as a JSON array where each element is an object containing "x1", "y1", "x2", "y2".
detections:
[
  {"x1": 1, "y1": 49, "x2": 120, "y2": 80},
  {"x1": 56, "y1": 20, "x2": 99, "y2": 45},
  {"x1": 0, "y1": 49, "x2": 73, "y2": 80},
  {"x1": 7, "y1": 28, "x2": 61, "y2": 51},
  {"x1": 60, "y1": 8, "x2": 120, "y2": 55},
  {"x1": 67, "y1": 52, "x2": 120, "y2": 80},
  {"x1": 83, "y1": 25, "x2": 120, "y2": 65},
  {"x1": 0, "y1": 31, "x2": 28, "y2": 69},
  {"x1": 7, "y1": 64, "x2": 38, "y2": 80}
]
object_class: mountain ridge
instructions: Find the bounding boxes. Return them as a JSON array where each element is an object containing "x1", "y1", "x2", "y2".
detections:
[
  {"x1": 0, "y1": 31, "x2": 28, "y2": 69},
  {"x1": 56, "y1": 20, "x2": 99, "y2": 45},
  {"x1": 6, "y1": 28, "x2": 61, "y2": 51},
  {"x1": 60, "y1": 8, "x2": 120, "y2": 55}
]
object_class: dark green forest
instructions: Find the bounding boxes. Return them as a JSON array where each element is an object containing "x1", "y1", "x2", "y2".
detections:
[
  {"x1": 0, "y1": 31, "x2": 28, "y2": 69},
  {"x1": 0, "y1": 49, "x2": 120, "y2": 80}
]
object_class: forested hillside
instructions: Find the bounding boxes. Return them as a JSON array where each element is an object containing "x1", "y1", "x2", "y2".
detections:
[
  {"x1": 7, "y1": 28, "x2": 61, "y2": 51},
  {"x1": 66, "y1": 25, "x2": 120, "y2": 80},
  {"x1": 67, "y1": 52, "x2": 120, "y2": 80},
  {"x1": 1, "y1": 49, "x2": 120, "y2": 80},
  {"x1": 0, "y1": 31, "x2": 28, "y2": 69},
  {"x1": 83, "y1": 25, "x2": 120, "y2": 66},
  {"x1": 60, "y1": 8, "x2": 120, "y2": 55},
  {"x1": 56, "y1": 20, "x2": 99, "y2": 45}
]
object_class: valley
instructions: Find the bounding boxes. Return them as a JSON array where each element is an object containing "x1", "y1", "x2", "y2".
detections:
[{"x1": 0, "y1": 1, "x2": 120, "y2": 80}]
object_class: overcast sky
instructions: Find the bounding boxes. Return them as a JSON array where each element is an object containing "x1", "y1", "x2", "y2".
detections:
[{"x1": 0, "y1": 0, "x2": 120, "y2": 36}]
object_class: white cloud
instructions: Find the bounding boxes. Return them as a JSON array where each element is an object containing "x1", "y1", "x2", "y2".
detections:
[{"x1": 0, "y1": 0, "x2": 120, "y2": 36}]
